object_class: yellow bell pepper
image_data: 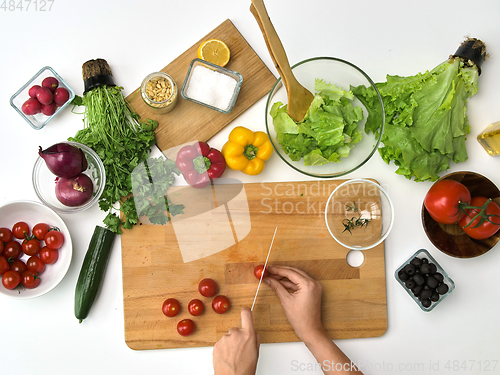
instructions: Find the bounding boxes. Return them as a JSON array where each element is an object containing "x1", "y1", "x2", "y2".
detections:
[{"x1": 222, "y1": 126, "x2": 273, "y2": 175}]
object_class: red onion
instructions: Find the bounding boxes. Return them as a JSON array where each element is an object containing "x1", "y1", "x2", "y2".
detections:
[
  {"x1": 55, "y1": 174, "x2": 94, "y2": 207},
  {"x1": 39, "y1": 143, "x2": 88, "y2": 178}
]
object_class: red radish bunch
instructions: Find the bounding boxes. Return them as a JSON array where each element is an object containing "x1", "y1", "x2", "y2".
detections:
[{"x1": 21, "y1": 76, "x2": 70, "y2": 116}]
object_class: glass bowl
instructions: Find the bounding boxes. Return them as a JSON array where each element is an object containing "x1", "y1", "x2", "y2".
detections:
[
  {"x1": 141, "y1": 72, "x2": 178, "y2": 114},
  {"x1": 325, "y1": 179, "x2": 394, "y2": 250},
  {"x1": 10, "y1": 66, "x2": 75, "y2": 130},
  {"x1": 0, "y1": 200, "x2": 73, "y2": 299},
  {"x1": 181, "y1": 58, "x2": 243, "y2": 114},
  {"x1": 395, "y1": 249, "x2": 455, "y2": 312},
  {"x1": 33, "y1": 141, "x2": 105, "y2": 214},
  {"x1": 265, "y1": 56, "x2": 384, "y2": 178}
]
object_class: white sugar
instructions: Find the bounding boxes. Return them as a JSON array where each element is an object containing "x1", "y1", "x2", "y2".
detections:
[{"x1": 185, "y1": 65, "x2": 238, "y2": 111}]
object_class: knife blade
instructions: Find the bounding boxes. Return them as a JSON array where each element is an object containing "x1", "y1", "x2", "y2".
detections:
[{"x1": 251, "y1": 226, "x2": 278, "y2": 311}]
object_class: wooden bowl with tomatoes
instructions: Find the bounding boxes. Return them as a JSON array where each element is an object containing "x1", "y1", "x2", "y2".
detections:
[{"x1": 422, "y1": 171, "x2": 500, "y2": 258}]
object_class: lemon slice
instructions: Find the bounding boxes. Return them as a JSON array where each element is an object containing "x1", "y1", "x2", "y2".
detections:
[{"x1": 197, "y1": 39, "x2": 231, "y2": 67}]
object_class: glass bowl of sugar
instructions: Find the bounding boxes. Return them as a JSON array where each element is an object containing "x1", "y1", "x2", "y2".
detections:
[{"x1": 181, "y1": 58, "x2": 243, "y2": 114}]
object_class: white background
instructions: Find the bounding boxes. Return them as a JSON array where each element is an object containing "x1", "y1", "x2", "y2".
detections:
[{"x1": 1, "y1": 0, "x2": 500, "y2": 374}]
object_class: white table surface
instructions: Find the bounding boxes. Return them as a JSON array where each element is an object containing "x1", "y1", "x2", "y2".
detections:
[{"x1": 1, "y1": 0, "x2": 500, "y2": 374}]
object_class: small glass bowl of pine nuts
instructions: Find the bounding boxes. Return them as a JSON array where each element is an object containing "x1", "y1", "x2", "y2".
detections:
[{"x1": 140, "y1": 72, "x2": 178, "y2": 114}]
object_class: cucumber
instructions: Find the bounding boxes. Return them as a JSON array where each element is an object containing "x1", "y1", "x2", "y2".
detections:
[{"x1": 74, "y1": 225, "x2": 116, "y2": 323}]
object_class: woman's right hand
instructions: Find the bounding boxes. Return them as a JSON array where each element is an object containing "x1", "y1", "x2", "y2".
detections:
[{"x1": 263, "y1": 265, "x2": 326, "y2": 344}]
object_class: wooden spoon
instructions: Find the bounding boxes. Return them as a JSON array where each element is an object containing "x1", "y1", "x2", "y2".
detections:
[{"x1": 250, "y1": 0, "x2": 314, "y2": 122}]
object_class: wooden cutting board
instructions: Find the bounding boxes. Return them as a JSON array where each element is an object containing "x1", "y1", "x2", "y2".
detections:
[
  {"x1": 126, "y1": 19, "x2": 277, "y2": 152},
  {"x1": 121, "y1": 180, "x2": 388, "y2": 350}
]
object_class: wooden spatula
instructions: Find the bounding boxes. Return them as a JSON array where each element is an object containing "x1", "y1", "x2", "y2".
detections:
[{"x1": 250, "y1": 0, "x2": 314, "y2": 123}]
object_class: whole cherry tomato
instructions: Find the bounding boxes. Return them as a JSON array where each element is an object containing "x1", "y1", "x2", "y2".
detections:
[
  {"x1": 22, "y1": 238, "x2": 41, "y2": 256},
  {"x1": 12, "y1": 222, "x2": 30, "y2": 240},
  {"x1": 32, "y1": 223, "x2": 50, "y2": 241},
  {"x1": 26, "y1": 256, "x2": 45, "y2": 274},
  {"x1": 44, "y1": 230, "x2": 64, "y2": 250},
  {"x1": 2, "y1": 270, "x2": 21, "y2": 289},
  {"x1": 21, "y1": 270, "x2": 40, "y2": 289},
  {"x1": 198, "y1": 278, "x2": 218, "y2": 297},
  {"x1": 39, "y1": 246, "x2": 58, "y2": 265},
  {"x1": 9, "y1": 259, "x2": 27, "y2": 275},
  {"x1": 424, "y1": 179, "x2": 471, "y2": 224},
  {"x1": 0, "y1": 241, "x2": 4, "y2": 255},
  {"x1": 0, "y1": 256, "x2": 10, "y2": 275},
  {"x1": 212, "y1": 295, "x2": 230, "y2": 314},
  {"x1": 177, "y1": 319, "x2": 195, "y2": 336},
  {"x1": 162, "y1": 298, "x2": 181, "y2": 317},
  {"x1": 254, "y1": 264, "x2": 270, "y2": 280},
  {"x1": 188, "y1": 299, "x2": 205, "y2": 316},
  {"x1": 459, "y1": 197, "x2": 500, "y2": 240},
  {"x1": 3, "y1": 241, "x2": 22, "y2": 260},
  {"x1": 0, "y1": 227, "x2": 13, "y2": 244}
]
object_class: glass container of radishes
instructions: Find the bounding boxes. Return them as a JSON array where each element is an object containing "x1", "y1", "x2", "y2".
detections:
[{"x1": 10, "y1": 66, "x2": 75, "y2": 130}]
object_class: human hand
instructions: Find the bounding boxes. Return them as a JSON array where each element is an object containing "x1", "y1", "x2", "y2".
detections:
[
  {"x1": 213, "y1": 307, "x2": 261, "y2": 375},
  {"x1": 264, "y1": 265, "x2": 326, "y2": 344}
]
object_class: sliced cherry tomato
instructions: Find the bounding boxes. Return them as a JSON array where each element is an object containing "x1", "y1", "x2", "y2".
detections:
[
  {"x1": 9, "y1": 259, "x2": 27, "y2": 275},
  {"x1": 162, "y1": 298, "x2": 181, "y2": 317},
  {"x1": 32, "y1": 223, "x2": 50, "y2": 241},
  {"x1": 44, "y1": 230, "x2": 64, "y2": 250},
  {"x1": 22, "y1": 238, "x2": 41, "y2": 256},
  {"x1": 177, "y1": 319, "x2": 195, "y2": 336},
  {"x1": 12, "y1": 222, "x2": 30, "y2": 240},
  {"x1": 254, "y1": 264, "x2": 270, "y2": 280},
  {"x1": 459, "y1": 197, "x2": 500, "y2": 240},
  {"x1": 39, "y1": 246, "x2": 58, "y2": 265},
  {"x1": 0, "y1": 227, "x2": 14, "y2": 244},
  {"x1": 188, "y1": 299, "x2": 205, "y2": 316},
  {"x1": 212, "y1": 295, "x2": 230, "y2": 314},
  {"x1": 26, "y1": 256, "x2": 45, "y2": 274},
  {"x1": 3, "y1": 241, "x2": 22, "y2": 260},
  {"x1": 0, "y1": 256, "x2": 10, "y2": 275},
  {"x1": 198, "y1": 278, "x2": 218, "y2": 297},
  {"x1": 21, "y1": 270, "x2": 40, "y2": 289},
  {"x1": 2, "y1": 270, "x2": 21, "y2": 289},
  {"x1": 424, "y1": 179, "x2": 471, "y2": 224}
]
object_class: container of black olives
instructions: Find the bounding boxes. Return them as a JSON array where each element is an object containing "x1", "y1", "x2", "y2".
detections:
[{"x1": 395, "y1": 249, "x2": 455, "y2": 312}]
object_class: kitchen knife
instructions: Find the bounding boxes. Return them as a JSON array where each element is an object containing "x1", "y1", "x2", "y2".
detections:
[{"x1": 251, "y1": 226, "x2": 278, "y2": 311}]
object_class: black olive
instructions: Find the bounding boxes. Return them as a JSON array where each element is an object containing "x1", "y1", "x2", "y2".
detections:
[
  {"x1": 405, "y1": 279, "x2": 416, "y2": 289},
  {"x1": 434, "y1": 273, "x2": 444, "y2": 283},
  {"x1": 410, "y1": 257, "x2": 423, "y2": 267},
  {"x1": 420, "y1": 263, "x2": 431, "y2": 274},
  {"x1": 430, "y1": 292, "x2": 440, "y2": 302},
  {"x1": 429, "y1": 263, "x2": 437, "y2": 274},
  {"x1": 404, "y1": 264, "x2": 416, "y2": 275},
  {"x1": 437, "y1": 283, "x2": 449, "y2": 295},
  {"x1": 413, "y1": 274, "x2": 425, "y2": 286},
  {"x1": 420, "y1": 288, "x2": 432, "y2": 300},
  {"x1": 398, "y1": 270, "x2": 410, "y2": 282},
  {"x1": 426, "y1": 276, "x2": 438, "y2": 289},
  {"x1": 412, "y1": 285, "x2": 423, "y2": 296},
  {"x1": 421, "y1": 299, "x2": 432, "y2": 308},
  {"x1": 421, "y1": 258, "x2": 429, "y2": 264}
]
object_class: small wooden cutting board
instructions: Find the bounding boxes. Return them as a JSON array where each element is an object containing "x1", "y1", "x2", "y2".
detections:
[{"x1": 126, "y1": 19, "x2": 277, "y2": 152}]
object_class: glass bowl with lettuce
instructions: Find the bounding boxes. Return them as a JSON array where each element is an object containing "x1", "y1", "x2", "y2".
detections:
[{"x1": 265, "y1": 56, "x2": 384, "y2": 178}]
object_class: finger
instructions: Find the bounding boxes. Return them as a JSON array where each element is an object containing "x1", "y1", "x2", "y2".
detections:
[
  {"x1": 278, "y1": 279, "x2": 299, "y2": 291},
  {"x1": 240, "y1": 307, "x2": 255, "y2": 332},
  {"x1": 227, "y1": 327, "x2": 239, "y2": 336},
  {"x1": 264, "y1": 275, "x2": 291, "y2": 302},
  {"x1": 267, "y1": 265, "x2": 312, "y2": 284}
]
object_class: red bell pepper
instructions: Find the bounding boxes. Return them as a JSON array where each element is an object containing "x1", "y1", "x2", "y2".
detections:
[{"x1": 175, "y1": 142, "x2": 226, "y2": 189}]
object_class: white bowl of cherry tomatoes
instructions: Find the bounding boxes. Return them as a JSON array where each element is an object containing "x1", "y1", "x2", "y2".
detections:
[{"x1": 0, "y1": 200, "x2": 72, "y2": 299}]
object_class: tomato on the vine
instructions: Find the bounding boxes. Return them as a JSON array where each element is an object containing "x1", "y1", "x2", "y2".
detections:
[
  {"x1": 26, "y1": 256, "x2": 45, "y2": 274},
  {"x1": 162, "y1": 298, "x2": 181, "y2": 317},
  {"x1": 39, "y1": 247, "x2": 58, "y2": 265},
  {"x1": 3, "y1": 241, "x2": 22, "y2": 260},
  {"x1": 198, "y1": 278, "x2": 218, "y2": 297},
  {"x1": 424, "y1": 179, "x2": 471, "y2": 224},
  {"x1": 254, "y1": 265, "x2": 270, "y2": 280},
  {"x1": 2, "y1": 270, "x2": 21, "y2": 290},
  {"x1": 22, "y1": 238, "x2": 41, "y2": 256},
  {"x1": 12, "y1": 222, "x2": 30, "y2": 240},
  {"x1": 188, "y1": 299, "x2": 205, "y2": 316},
  {"x1": 32, "y1": 223, "x2": 50, "y2": 241},
  {"x1": 9, "y1": 259, "x2": 27, "y2": 275},
  {"x1": 44, "y1": 230, "x2": 64, "y2": 250},
  {"x1": 212, "y1": 295, "x2": 230, "y2": 314},
  {"x1": 0, "y1": 256, "x2": 10, "y2": 275},
  {"x1": 177, "y1": 319, "x2": 195, "y2": 336},
  {"x1": 21, "y1": 271, "x2": 40, "y2": 289},
  {"x1": 459, "y1": 197, "x2": 500, "y2": 240},
  {"x1": 0, "y1": 227, "x2": 13, "y2": 244}
]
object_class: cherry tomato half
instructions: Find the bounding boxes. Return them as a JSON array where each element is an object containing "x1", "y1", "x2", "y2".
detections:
[
  {"x1": 12, "y1": 222, "x2": 30, "y2": 240},
  {"x1": 22, "y1": 238, "x2": 41, "y2": 257},
  {"x1": 44, "y1": 230, "x2": 64, "y2": 250},
  {"x1": 32, "y1": 223, "x2": 50, "y2": 241},
  {"x1": 188, "y1": 299, "x2": 205, "y2": 316},
  {"x1": 0, "y1": 256, "x2": 10, "y2": 275},
  {"x1": 21, "y1": 270, "x2": 40, "y2": 289},
  {"x1": 254, "y1": 265, "x2": 270, "y2": 280},
  {"x1": 0, "y1": 227, "x2": 13, "y2": 244},
  {"x1": 39, "y1": 246, "x2": 58, "y2": 265},
  {"x1": 459, "y1": 197, "x2": 500, "y2": 240},
  {"x1": 3, "y1": 241, "x2": 22, "y2": 260},
  {"x1": 424, "y1": 179, "x2": 471, "y2": 224},
  {"x1": 198, "y1": 278, "x2": 218, "y2": 297},
  {"x1": 162, "y1": 298, "x2": 181, "y2": 317},
  {"x1": 2, "y1": 270, "x2": 21, "y2": 290},
  {"x1": 26, "y1": 256, "x2": 45, "y2": 274},
  {"x1": 9, "y1": 259, "x2": 27, "y2": 275},
  {"x1": 177, "y1": 319, "x2": 195, "y2": 337},
  {"x1": 212, "y1": 295, "x2": 230, "y2": 314}
]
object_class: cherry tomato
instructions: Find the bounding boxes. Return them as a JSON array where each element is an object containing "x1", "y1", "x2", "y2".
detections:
[
  {"x1": 39, "y1": 246, "x2": 58, "y2": 265},
  {"x1": 12, "y1": 222, "x2": 30, "y2": 240},
  {"x1": 188, "y1": 299, "x2": 205, "y2": 316},
  {"x1": 9, "y1": 259, "x2": 27, "y2": 275},
  {"x1": 212, "y1": 295, "x2": 230, "y2": 314},
  {"x1": 177, "y1": 319, "x2": 195, "y2": 336},
  {"x1": 32, "y1": 223, "x2": 50, "y2": 241},
  {"x1": 198, "y1": 278, "x2": 218, "y2": 297},
  {"x1": 3, "y1": 241, "x2": 22, "y2": 260},
  {"x1": 2, "y1": 270, "x2": 21, "y2": 289},
  {"x1": 459, "y1": 197, "x2": 500, "y2": 240},
  {"x1": 162, "y1": 298, "x2": 181, "y2": 317},
  {"x1": 424, "y1": 179, "x2": 471, "y2": 224},
  {"x1": 21, "y1": 270, "x2": 40, "y2": 289},
  {"x1": 0, "y1": 256, "x2": 10, "y2": 275},
  {"x1": 44, "y1": 230, "x2": 64, "y2": 250},
  {"x1": 26, "y1": 256, "x2": 45, "y2": 274},
  {"x1": 0, "y1": 241, "x2": 3, "y2": 255},
  {"x1": 0, "y1": 227, "x2": 13, "y2": 243},
  {"x1": 254, "y1": 264, "x2": 270, "y2": 280},
  {"x1": 22, "y1": 238, "x2": 41, "y2": 256}
]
